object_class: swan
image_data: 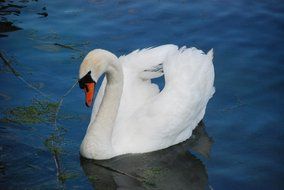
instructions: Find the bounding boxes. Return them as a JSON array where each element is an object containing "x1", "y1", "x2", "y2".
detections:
[{"x1": 78, "y1": 44, "x2": 215, "y2": 160}]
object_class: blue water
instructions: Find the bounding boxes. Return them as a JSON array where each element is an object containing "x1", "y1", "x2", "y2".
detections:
[{"x1": 1, "y1": 0, "x2": 283, "y2": 189}]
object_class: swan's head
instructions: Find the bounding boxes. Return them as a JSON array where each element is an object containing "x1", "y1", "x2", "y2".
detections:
[{"x1": 78, "y1": 49, "x2": 117, "y2": 107}]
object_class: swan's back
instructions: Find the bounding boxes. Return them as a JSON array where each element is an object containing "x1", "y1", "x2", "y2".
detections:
[{"x1": 112, "y1": 45, "x2": 215, "y2": 155}]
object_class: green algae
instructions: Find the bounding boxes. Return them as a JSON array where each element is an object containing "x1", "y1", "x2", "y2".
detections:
[
  {"x1": 0, "y1": 100, "x2": 59, "y2": 125},
  {"x1": 141, "y1": 167, "x2": 170, "y2": 188},
  {"x1": 44, "y1": 132, "x2": 64, "y2": 155},
  {"x1": 141, "y1": 167, "x2": 163, "y2": 188},
  {"x1": 58, "y1": 171, "x2": 79, "y2": 183}
]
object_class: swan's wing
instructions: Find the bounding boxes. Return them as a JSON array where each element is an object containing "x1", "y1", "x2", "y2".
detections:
[
  {"x1": 159, "y1": 48, "x2": 215, "y2": 144},
  {"x1": 115, "y1": 45, "x2": 178, "y2": 123},
  {"x1": 119, "y1": 44, "x2": 178, "y2": 79},
  {"x1": 113, "y1": 47, "x2": 215, "y2": 155}
]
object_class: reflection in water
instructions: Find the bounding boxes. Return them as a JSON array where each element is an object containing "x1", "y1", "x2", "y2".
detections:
[
  {"x1": 81, "y1": 122, "x2": 212, "y2": 190},
  {"x1": 0, "y1": 0, "x2": 25, "y2": 37},
  {"x1": 0, "y1": 0, "x2": 47, "y2": 37},
  {"x1": 0, "y1": 21, "x2": 21, "y2": 37}
]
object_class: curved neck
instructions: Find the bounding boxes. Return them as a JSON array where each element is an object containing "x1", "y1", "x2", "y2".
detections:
[
  {"x1": 91, "y1": 62, "x2": 123, "y2": 132},
  {"x1": 82, "y1": 61, "x2": 123, "y2": 159}
]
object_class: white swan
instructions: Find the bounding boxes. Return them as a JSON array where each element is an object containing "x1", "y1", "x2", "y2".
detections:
[{"x1": 78, "y1": 45, "x2": 215, "y2": 160}]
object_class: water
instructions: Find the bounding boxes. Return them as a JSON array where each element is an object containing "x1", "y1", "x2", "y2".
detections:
[{"x1": 0, "y1": 0, "x2": 283, "y2": 189}]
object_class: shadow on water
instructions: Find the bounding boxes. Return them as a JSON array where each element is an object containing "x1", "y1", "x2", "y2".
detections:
[{"x1": 80, "y1": 122, "x2": 212, "y2": 190}]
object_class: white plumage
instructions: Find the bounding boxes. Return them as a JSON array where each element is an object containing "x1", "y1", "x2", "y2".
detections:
[{"x1": 78, "y1": 44, "x2": 215, "y2": 160}]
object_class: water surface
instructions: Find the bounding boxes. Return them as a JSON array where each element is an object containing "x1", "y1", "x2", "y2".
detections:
[{"x1": 0, "y1": 0, "x2": 283, "y2": 189}]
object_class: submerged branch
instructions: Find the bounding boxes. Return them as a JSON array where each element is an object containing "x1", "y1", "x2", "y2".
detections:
[
  {"x1": 0, "y1": 51, "x2": 52, "y2": 100},
  {"x1": 53, "y1": 43, "x2": 81, "y2": 51},
  {"x1": 219, "y1": 96, "x2": 246, "y2": 112},
  {"x1": 54, "y1": 80, "x2": 78, "y2": 129},
  {"x1": 53, "y1": 153, "x2": 62, "y2": 178},
  {"x1": 93, "y1": 162, "x2": 146, "y2": 183},
  {"x1": 0, "y1": 51, "x2": 20, "y2": 76},
  {"x1": 51, "y1": 80, "x2": 77, "y2": 184}
]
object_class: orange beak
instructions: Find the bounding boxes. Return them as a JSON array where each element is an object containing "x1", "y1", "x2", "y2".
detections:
[{"x1": 83, "y1": 83, "x2": 95, "y2": 107}]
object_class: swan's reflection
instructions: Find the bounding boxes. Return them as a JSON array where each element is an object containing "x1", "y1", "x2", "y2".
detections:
[{"x1": 80, "y1": 121, "x2": 212, "y2": 190}]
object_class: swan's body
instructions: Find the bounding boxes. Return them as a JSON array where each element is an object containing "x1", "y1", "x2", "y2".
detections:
[{"x1": 78, "y1": 45, "x2": 215, "y2": 160}]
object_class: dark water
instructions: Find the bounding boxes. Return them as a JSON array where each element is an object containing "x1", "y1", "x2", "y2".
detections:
[{"x1": 0, "y1": 0, "x2": 283, "y2": 189}]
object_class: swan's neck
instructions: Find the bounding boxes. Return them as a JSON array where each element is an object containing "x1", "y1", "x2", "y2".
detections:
[{"x1": 81, "y1": 61, "x2": 123, "y2": 159}]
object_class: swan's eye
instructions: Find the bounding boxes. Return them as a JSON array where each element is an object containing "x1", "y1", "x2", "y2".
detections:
[
  {"x1": 78, "y1": 71, "x2": 95, "y2": 89},
  {"x1": 79, "y1": 82, "x2": 85, "y2": 89}
]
